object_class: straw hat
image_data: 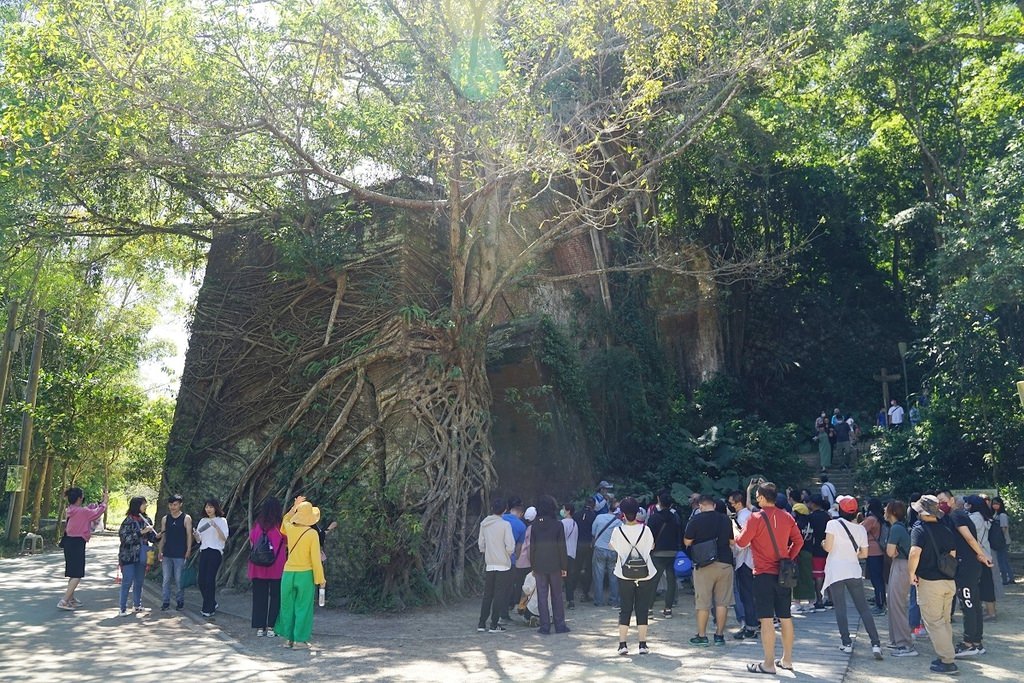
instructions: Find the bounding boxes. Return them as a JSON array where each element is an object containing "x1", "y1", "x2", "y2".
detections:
[{"x1": 291, "y1": 501, "x2": 321, "y2": 526}]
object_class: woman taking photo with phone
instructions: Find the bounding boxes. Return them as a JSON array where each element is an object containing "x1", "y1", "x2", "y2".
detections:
[
  {"x1": 117, "y1": 496, "x2": 158, "y2": 616},
  {"x1": 195, "y1": 498, "x2": 229, "y2": 617}
]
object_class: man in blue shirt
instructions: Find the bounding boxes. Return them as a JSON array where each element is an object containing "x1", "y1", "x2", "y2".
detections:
[
  {"x1": 500, "y1": 497, "x2": 527, "y2": 621},
  {"x1": 593, "y1": 481, "x2": 614, "y2": 515},
  {"x1": 591, "y1": 501, "x2": 622, "y2": 607}
]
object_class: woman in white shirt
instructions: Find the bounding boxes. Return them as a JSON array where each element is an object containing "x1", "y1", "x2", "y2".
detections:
[
  {"x1": 561, "y1": 503, "x2": 579, "y2": 609},
  {"x1": 823, "y1": 496, "x2": 882, "y2": 659},
  {"x1": 608, "y1": 497, "x2": 657, "y2": 656},
  {"x1": 195, "y1": 498, "x2": 229, "y2": 617}
]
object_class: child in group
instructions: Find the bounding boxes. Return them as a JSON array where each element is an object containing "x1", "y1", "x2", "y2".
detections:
[{"x1": 58, "y1": 487, "x2": 109, "y2": 610}]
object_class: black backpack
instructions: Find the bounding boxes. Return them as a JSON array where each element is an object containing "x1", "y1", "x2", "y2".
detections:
[
  {"x1": 249, "y1": 529, "x2": 278, "y2": 567},
  {"x1": 989, "y1": 520, "x2": 1007, "y2": 551}
]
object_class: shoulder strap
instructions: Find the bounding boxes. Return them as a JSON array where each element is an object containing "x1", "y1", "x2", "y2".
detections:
[
  {"x1": 593, "y1": 517, "x2": 617, "y2": 544},
  {"x1": 837, "y1": 520, "x2": 860, "y2": 552},
  {"x1": 762, "y1": 511, "x2": 784, "y2": 561},
  {"x1": 921, "y1": 522, "x2": 944, "y2": 563},
  {"x1": 619, "y1": 526, "x2": 642, "y2": 555}
]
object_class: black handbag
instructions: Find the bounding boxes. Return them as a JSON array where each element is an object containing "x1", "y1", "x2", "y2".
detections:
[
  {"x1": 922, "y1": 522, "x2": 958, "y2": 579},
  {"x1": 764, "y1": 512, "x2": 798, "y2": 589},
  {"x1": 688, "y1": 515, "x2": 725, "y2": 568}
]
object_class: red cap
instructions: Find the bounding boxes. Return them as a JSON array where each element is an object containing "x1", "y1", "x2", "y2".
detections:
[{"x1": 837, "y1": 495, "x2": 858, "y2": 514}]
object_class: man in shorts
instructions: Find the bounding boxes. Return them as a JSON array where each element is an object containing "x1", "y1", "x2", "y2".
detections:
[
  {"x1": 684, "y1": 495, "x2": 735, "y2": 646},
  {"x1": 735, "y1": 481, "x2": 804, "y2": 675},
  {"x1": 58, "y1": 487, "x2": 109, "y2": 610}
]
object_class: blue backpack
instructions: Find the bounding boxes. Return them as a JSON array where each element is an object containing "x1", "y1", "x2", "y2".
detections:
[{"x1": 673, "y1": 551, "x2": 693, "y2": 578}]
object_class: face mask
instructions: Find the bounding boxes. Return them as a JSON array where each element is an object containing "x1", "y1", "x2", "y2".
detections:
[{"x1": 938, "y1": 502, "x2": 951, "y2": 514}]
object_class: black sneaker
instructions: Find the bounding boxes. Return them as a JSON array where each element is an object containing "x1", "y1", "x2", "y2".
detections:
[
  {"x1": 930, "y1": 661, "x2": 959, "y2": 675},
  {"x1": 567, "y1": 601, "x2": 575, "y2": 610},
  {"x1": 477, "y1": 625, "x2": 487, "y2": 632},
  {"x1": 733, "y1": 627, "x2": 757, "y2": 640},
  {"x1": 823, "y1": 600, "x2": 834, "y2": 609},
  {"x1": 662, "y1": 609, "x2": 673, "y2": 618},
  {"x1": 689, "y1": 635, "x2": 710, "y2": 646},
  {"x1": 954, "y1": 643, "x2": 982, "y2": 658},
  {"x1": 161, "y1": 602, "x2": 170, "y2": 611},
  {"x1": 175, "y1": 601, "x2": 184, "y2": 611},
  {"x1": 488, "y1": 624, "x2": 507, "y2": 633},
  {"x1": 812, "y1": 602, "x2": 826, "y2": 612},
  {"x1": 713, "y1": 634, "x2": 726, "y2": 646}
]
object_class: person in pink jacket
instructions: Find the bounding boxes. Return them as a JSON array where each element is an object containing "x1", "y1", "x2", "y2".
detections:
[
  {"x1": 58, "y1": 487, "x2": 109, "y2": 610},
  {"x1": 248, "y1": 497, "x2": 288, "y2": 637}
]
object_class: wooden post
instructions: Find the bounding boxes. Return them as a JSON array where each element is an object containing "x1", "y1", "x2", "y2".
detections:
[
  {"x1": 873, "y1": 367, "x2": 901, "y2": 413},
  {"x1": 30, "y1": 454, "x2": 50, "y2": 532},
  {"x1": 6, "y1": 310, "x2": 45, "y2": 543}
]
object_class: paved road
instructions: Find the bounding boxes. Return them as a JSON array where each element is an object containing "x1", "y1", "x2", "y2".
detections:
[
  {"x1": 0, "y1": 533, "x2": 290, "y2": 682},
  {"x1": 15, "y1": 533, "x2": 964, "y2": 683}
]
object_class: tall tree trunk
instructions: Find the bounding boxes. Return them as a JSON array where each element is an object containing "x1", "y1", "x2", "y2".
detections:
[
  {"x1": 6, "y1": 310, "x2": 46, "y2": 543},
  {"x1": 30, "y1": 455, "x2": 49, "y2": 532},
  {"x1": 40, "y1": 449, "x2": 55, "y2": 523}
]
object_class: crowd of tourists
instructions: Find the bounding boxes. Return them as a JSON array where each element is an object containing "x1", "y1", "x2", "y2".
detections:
[
  {"x1": 54, "y1": 475, "x2": 1015, "y2": 674},
  {"x1": 57, "y1": 487, "x2": 333, "y2": 651},
  {"x1": 478, "y1": 478, "x2": 1015, "y2": 676}
]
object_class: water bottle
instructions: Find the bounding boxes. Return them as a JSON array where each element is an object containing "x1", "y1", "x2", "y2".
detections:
[{"x1": 318, "y1": 586, "x2": 325, "y2": 607}]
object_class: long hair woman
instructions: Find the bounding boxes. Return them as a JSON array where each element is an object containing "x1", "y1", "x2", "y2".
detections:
[
  {"x1": 608, "y1": 497, "x2": 657, "y2": 656},
  {"x1": 991, "y1": 497, "x2": 1014, "y2": 585},
  {"x1": 195, "y1": 498, "x2": 229, "y2": 617},
  {"x1": 117, "y1": 496, "x2": 157, "y2": 616},
  {"x1": 249, "y1": 496, "x2": 286, "y2": 637},
  {"x1": 884, "y1": 500, "x2": 916, "y2": 656},
  {"x1": 861, "y1": 497, "x2": 887, "y2": 613}
]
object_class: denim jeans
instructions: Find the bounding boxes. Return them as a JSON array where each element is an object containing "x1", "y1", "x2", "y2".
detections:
[
  {"x1": 995, "y1": 547, "x2": 1014, "y2": 583},
  {"x1": 120, "y1": 556, "x2": 147, "y2": 610},
  {"x1": 734, "y1": 564, "x2": 757, "y2": 629},
  {"x1": 162, "y1": 556, "x2": 186, "y2": 605},
  {"x1": 591, "y1": 547, "x2": 619, "y2": 606},
  {"x1": 908, "y1": 584, "x2": 921, "y2": 629}
]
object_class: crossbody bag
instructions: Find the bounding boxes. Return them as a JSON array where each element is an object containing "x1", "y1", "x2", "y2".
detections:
[
  {"x1": 921, "y1": 523, "x2": 958, "y2": 579},
  {"x1": 764, "y1": 512, "x2": 799, "y2": 588}
]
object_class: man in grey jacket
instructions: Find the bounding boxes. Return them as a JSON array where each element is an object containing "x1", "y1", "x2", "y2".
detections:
[{"x1": 478, "y1": 498, "x2": 516, "y2": 632}]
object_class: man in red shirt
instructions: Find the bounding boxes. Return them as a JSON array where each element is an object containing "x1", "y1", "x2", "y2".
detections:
[{"x1": 735, "y1": 481, "x2": 804, "y2": 675}]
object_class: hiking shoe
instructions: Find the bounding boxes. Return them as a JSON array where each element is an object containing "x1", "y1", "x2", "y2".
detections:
[
  {"x1": 954, "y1": 643, "x2": 983, "y2": 658},
  {"x1": 733, "y1": 627, "x2": 757, "y2": 640},
  {"x1": 839, "y1": 643, "x2": 853, "y2": 654},
  {"x1": 690, "y1": 635, "x2": 710, "y2": 646},
  {"x1": 617, "y1": 643, "x2": 629, "y2": 656},
  {"x1": 713, "y1": 634, "x2": 726, "y2": 646},
  {"x1": 161, "y1": 602, "x2": 170, "y2": 611},
  {"x1": 930, "y1": 661, "x2": 959, "y2": 675},
  {"x1": 662, "y1": 609, "x2": 673, "y2": 618},
  {"x1": 892, "y1": 647, "x2": 919, "y2": 657},
  {"x1": 638, "y1": 643, "x2": 650, "y2": 655},
  {"x1": 488, "y1": 625, "x2": 507, "y2": 633},
  {"x1": 175, "y1": 601, "x2": 184, "y2": 611},
  {"x1": 872, "y1": 645, "x2": 883, "y2": 660},
  {"x1": 57, "y1": 600, "x2": 75, "y2": 611}
]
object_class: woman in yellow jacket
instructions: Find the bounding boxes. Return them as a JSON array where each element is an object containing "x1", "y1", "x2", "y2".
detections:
[{"x1": 276, "y1": 496, "x2": 326, "y2": 649}]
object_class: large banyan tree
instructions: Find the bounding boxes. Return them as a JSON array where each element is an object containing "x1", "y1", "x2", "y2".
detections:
[{"x1": 1, "y1": 0, "x2": 811, "y2": 603}]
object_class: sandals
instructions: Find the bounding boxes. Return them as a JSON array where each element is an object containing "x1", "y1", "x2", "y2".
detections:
[
  {"x1": 747, "y1": 662, "x2": 776, "y2": 675},
  {"x1": 775, "y1": 659, "x2": 794, "y2": 671}
]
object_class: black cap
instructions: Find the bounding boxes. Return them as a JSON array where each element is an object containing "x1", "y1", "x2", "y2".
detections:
[{"x1": 168, "y1": 494, "x2": 184, "y2": 503}]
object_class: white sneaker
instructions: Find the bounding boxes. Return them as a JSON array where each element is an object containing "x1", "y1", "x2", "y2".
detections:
[
  {"x1": 617, "y1": 644, "x2": 629, "y2": 655},
  {"x1": 118, "y1": 609, "x2": 131, "y2": 617},
  {"x1": 892, "y1": 647, "x2": 919, "y2": 657},
  {"x1": 839, "y1": 643, "x2": 853, "y2": 654},
  {"x1": 872, "y1": 645, "x2": 883, "y2": 660},
  {"x1": 266, "y1": 629, "x2": 277, "y2": 638},
  {"x1": 256, "y1": 628, "x2": 266, "y2": 637},
  {"x1": 57, "y1": 600, "x2": 75, "y2": 611}
]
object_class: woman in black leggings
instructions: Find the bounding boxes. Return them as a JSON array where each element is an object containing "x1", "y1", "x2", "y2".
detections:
[{"x1": 608, "y1": 497, "x2": 657, "y2": 656}]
